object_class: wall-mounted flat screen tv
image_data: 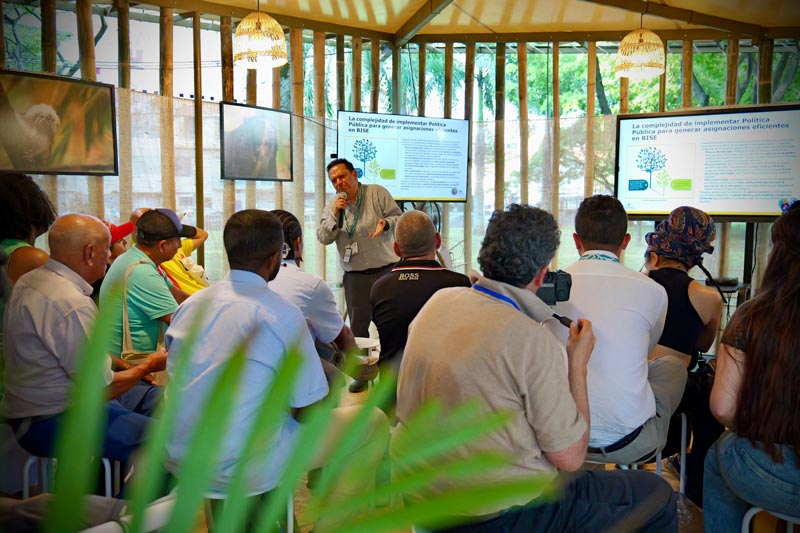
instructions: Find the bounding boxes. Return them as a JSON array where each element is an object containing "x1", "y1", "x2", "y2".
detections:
[
  {"x1": 615, "y1": 104, "x2": 800, "y2": 222},
  {"x1": 0, "y1": 69, "x2": 117, "y2": 175},
  {"x1": 336, "y1": 110, "x2": 469, "y2": 202},
  {"x1": 220, "y1": 102, "x2": 292, "y2": 181}
]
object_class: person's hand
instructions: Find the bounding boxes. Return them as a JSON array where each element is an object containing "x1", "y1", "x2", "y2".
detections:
[
  {"x1": 566, "y1": 318, "x2": 594, "y2": 369},
  {"x1": 369, "y1": 218, "x2": 387, "y2": 238},
  {"x1": 334, "y1": 194, "x2": 347, "y2": 216},
  {"x1": 144, "y1": 346, "x2": 168, "y2": 373}
]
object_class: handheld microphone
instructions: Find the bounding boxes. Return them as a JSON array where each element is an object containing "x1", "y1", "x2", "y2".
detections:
[{"x1": 336, "y1": 191, "x2": 348, "y2": 229}]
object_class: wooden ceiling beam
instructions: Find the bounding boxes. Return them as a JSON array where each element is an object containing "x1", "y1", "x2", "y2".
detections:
[
  {"x1": 411, "y1": 28, "x2": 744, "y2": 43},
  {"x1": 578, "y1": 0, "x2": 763, "y2": 38},
  {"x1": 394, "y1": 0, "x2": 454, "y2": 47}
]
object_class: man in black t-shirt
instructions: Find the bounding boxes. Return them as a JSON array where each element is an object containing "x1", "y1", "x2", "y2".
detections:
[{"x1": 370, "y1": 210, "x2": 471, "y2": 379}]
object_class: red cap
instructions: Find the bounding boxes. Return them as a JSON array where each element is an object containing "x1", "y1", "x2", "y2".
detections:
[{"x1": 107, "y1": 221, "x2": 134, "y2": 243}]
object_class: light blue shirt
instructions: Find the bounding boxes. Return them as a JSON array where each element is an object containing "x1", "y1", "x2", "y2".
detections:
[{"x1": 164, "y1": 269, "x2": 328, "y2": 493}]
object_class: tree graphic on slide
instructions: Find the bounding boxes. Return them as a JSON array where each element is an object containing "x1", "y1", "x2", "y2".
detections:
[
  {"x1": 352, "y1": 139, "x2": 377, "y2": 178},
  {"x1": 636, "y1": 147, "x2": 667, "y2": 190}
]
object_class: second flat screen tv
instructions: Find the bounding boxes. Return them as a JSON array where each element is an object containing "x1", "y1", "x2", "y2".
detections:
[
  {"x1": 220, "y1": 102, "x2": 292, "y2": 181},
  {"x1": 337, "y1": 110, "x2": 469, "y2": 202},
  {"x1": 615, "y1": 103, "x2": 800, "y2": 221}
]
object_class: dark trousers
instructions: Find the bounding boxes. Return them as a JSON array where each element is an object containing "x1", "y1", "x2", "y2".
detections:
[
  {"x1": 342, "y1": 264, "x2": 393, "y2": 337},
  {"x1": 434, "y1": 470, "x2": 677, "y2": 533},
  {"x1": 662, "y1": 365, "x2": 724, "y2": 507},
  {"x1": 11, "y1": 382, "x2": 163, "y2": 463}
]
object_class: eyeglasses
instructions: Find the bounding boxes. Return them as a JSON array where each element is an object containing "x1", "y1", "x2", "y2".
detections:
[{"x1": 281, "y1": 242, "x2": 290, "y2": 259}]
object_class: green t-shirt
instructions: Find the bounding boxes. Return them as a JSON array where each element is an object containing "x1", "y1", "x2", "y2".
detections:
[
  {"x1": 1, "y1": 238, "x2": 33, "y2": 357},
  {"x1": 99, "y1": 245, "x2": 177, "y2": 356}
]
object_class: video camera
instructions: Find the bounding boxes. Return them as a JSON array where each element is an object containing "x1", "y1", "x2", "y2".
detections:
[{"x1": 535, "y1": 269, "x2": 572, "y2": 306}]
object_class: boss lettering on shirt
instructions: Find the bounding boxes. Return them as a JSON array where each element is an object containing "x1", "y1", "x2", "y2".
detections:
[{"x1": 398, "y1": 272, "x2": 419, "y2": 281}]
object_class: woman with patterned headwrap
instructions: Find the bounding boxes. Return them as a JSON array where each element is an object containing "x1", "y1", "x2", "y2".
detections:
[{"x1": 643, "y1": 205, "x2": 724, "y2": 508}]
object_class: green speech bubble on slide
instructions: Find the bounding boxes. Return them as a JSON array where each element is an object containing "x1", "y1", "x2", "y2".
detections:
[
  {"x1": 380, "y1": 168, "x2": 396, "y2": 180},
  {"x1": 671, "y1": 179, "x2": 692, "y2": 191}
]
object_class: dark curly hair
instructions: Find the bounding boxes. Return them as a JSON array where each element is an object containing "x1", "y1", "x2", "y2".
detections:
[
  {"x1": 0, "y1": 172, "x2": 57, "y2": 241},
  {"x1": 478, "y1": 204, "x2": 560, "y2": 288}
]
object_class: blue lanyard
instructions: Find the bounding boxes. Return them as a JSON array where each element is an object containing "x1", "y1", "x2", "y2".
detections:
[{"x1": 473, "y1": 284, "x2": 521, "y2": 311}]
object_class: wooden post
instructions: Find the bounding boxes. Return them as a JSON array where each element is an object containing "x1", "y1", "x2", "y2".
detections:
[
  {"x1": 314, "y1": 31, "x2": 327, "y2": 277},
  {"x1": 76, "y1": 0, "x2": 103, "y2": 217},
  {"x1": 619, "y1": 77, "x2": 629, "y2": 114},
  {"x1": 585, "y1": 41, "x2": 596, "y2": 199},
  {"x1": 0, "y1": 0, "x2": 5, "y2": 69},
  {"x1": 418, "y1": 44, "x2": 426, "y2": 117},
  {"x1": 392, "y1": 45, "x2": 400, "y2": 114},
  {"x1": 494, "y1": 42, "x2": 506, "y2": 211},
  {"x1": 518, "y1": 42, "x2": 529, "y2": 204},
  {"x1": 371, "y1": 39, "x2": 380, "y2": 112},
  {"x1": 291, "y1": 28, "x2": 305, "y2": 222},
  {"x1": 442, "y1": 42, "x2": 454, "y2": 241},
  {"x1": 682, "y1": 40, "x2": 693, "y2": 109},
  {"x1": 352, "y1": 36, "x2": 362, "y2": 112},
  {"x1": 42, "y1": 0, "x2": 56, "y2": 73},
  {"x1": 551, "y1": 42, "x2": 560, "y2": 234},
  {"x1": 192, "y1": 12, "x2": 204, "y2": 265},
  {"x1": 221, "y1": 16, "x2": 235, "y2": 229},
  {"x1": 758, "y1": 39, "x2": 774, "y2": 104},
  {"x1": 463, "y1": 43, "x2": 475, "y2": 274},
  {"x1": 41, "y1": 0, "x2": 58, "y2": 207},
  {"x1": 659, "y1": 41, "x2": 667, "y2": 112},
  {"x1": 725, "y1": 38, "x2": 740, "y2": 106},
  {"x1": 160, "y1": 7, "x2": 176, "y2": 210},
  {"x1": 246, "y1": 69, "x2": 257, "y2": 209},
  {"x1": 273, "y1": 52, "x2": 283, "y2": 209},
  {"x1": 337, "y1": 34, "x2": 346, "y2": 112},
  {"x1": 116, "y1": 0, "x2": 132, "y2": 220}
]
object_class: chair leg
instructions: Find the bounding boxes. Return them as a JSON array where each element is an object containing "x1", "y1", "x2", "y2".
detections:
[
  {"x1": 742, "y1": 506, "x2": 763, "y2": 533},
  {"x1": 655, "y1": 450, "x2": 662, "y2": 476},
  {"x1": 680, "y1": 412, "x2": 688, "y2": 494},
  {"x1": 22, "y1": 456, "x2": 35, "y2": 499},
  {"x1": 101, "y1": 458, "x2": 112, "y2": 497},
  {"x1": 286, "y1": 493, "x2": 294, "y2": 533}
]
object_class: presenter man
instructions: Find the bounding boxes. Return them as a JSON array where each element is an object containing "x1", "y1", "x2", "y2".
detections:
[{"x1": 316, "y1": 158, "x2": 401, "y2": 340}]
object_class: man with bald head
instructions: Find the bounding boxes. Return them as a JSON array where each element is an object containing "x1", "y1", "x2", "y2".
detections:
[
  {"x1": 370, "y1": 210, "x2": 470, "y2": 379},
  {"x1": 2, "y1": 214, "x2": 166, "y2": 462}
]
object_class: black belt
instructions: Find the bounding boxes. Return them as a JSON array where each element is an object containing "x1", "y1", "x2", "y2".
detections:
[
  {"x1": 588, "y1": 424, "x2": 644, "y2": 454},
  {"x1": 345, "y1": 263, "x2": 395, "y2": 276}
]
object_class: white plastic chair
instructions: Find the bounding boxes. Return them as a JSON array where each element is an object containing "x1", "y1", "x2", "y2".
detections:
[
  {"x1": 742, "y1": 506, "x2": 800, "y2": 533},
  {"x1": 23, "y1": 456, "x2": 114, "y2": 498}
]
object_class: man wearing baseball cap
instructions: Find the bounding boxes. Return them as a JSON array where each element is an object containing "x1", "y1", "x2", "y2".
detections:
[{"x1": 99, "y1": 209, "x2": 196, "y2": 389}]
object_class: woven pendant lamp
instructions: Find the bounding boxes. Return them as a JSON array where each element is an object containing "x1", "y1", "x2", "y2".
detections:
[
  {"x1": 615, "y1": 27, "x2": 665, "y2": 80},
  {"x1": 233, "y1": 2, "x2": 288, "y2": 70}
]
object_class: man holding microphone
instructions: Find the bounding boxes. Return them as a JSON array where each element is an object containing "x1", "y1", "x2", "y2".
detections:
[{"x1": 317, "y1": 158, "x2": 401, "y2": 391}]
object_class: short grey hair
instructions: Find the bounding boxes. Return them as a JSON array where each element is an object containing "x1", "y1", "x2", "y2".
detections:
[
  {"x1": 478, "y1": 204, "x2": 560, "y2": 288},
  {"x1": 395, "y1": 210, "x2": 436, "y2": 258}
]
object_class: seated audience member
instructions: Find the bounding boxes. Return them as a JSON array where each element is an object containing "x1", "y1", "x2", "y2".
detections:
[
  {"x1": 548, "y1": 195, "x2": 686, "y2": 465},
  {"x1": 164, "y1": 209, "x2": 389, "y2": 530},
  {"x1": 91, "y1": 215, "x2": 138, "y2": 301},
  {"x1": 370, "y1": 209, "x2": 470, "y2": 377},
  {"x1": 0, "y1": 172, "x2": 56, "y2": 284},
  {"x1": 268, "y1": 209, "x2": 356, "y2": 385},
  {"x1": 1, "y1": 214, "x2": 166, "y2": 461},
  {"x1": 1, "y1": 172, "x2": 57, "y2": 356},
  {"x1": 703, "y1": 205, "x2": 800, "y2": 531},
  {"x1": 160, "y1": 225, "x2": 210, "y2": 295},
  {"x1": 644, "y1": 206, "x2": 724, "y2": 506},
  {"x1": 100, "y1": 208, "x2": 194, "y2": 367},
  {"x1": 395, "y1": 204, "x2": 677, "y2": 532}
]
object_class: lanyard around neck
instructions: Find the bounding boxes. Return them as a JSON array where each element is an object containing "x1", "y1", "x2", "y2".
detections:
[
  {"x1": 345, "y1": 183, "x2": 363, "y2": 239},
  {"x1": 473, "y1": 284, "x2": 521, "y2": 311},
  {"x1": 578, "y1": 252, "x2": 620, "y2": 263}
]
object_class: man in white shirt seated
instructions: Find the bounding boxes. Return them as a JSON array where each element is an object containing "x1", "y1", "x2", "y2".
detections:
[
  {"x1": 164, "y1": 209, "x2": 388, "y2": 529},
  {"x1": 549, "y1": 195, "x2": 687, "y2": 465},
  {"x1": 268, "y1": 209, "x2": 356, "y2": 371}
]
